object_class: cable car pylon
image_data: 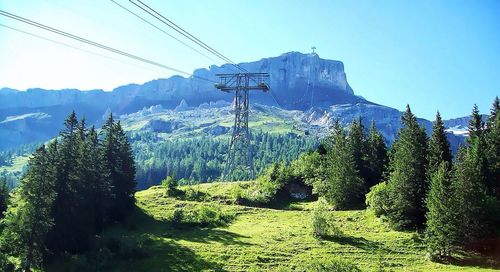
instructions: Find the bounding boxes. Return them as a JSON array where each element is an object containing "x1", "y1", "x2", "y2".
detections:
[{"x1": 215, "y1": 72, "x2": 270, "y2": 181}]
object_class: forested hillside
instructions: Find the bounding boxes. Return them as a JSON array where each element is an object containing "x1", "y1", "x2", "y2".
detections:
[{"x1": 132, "y1": 131, "x2": 317, "y2": 188}]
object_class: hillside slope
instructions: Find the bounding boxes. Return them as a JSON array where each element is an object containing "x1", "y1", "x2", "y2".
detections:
[{"x1": 49, "y1": 183, "x2": 499, "y2": 271}]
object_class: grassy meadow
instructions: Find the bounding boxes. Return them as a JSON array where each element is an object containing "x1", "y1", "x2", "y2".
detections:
[{"x1": 49, "y1": 182, "x2": 499, "y2": 272}]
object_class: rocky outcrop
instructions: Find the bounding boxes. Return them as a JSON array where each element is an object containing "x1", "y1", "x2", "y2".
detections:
[{"x1": 145, "y1": 120, "x2": 182, "y2": 133}]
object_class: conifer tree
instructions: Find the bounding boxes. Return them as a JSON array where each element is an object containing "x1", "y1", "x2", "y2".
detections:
[
  {"x1": 427, "y1": 111, "x2": 452, "y2": 175},
  {"x1": 115, "y1": 121, "x2": 137, "y2": 210},
  {"x1": 316, "y1": 122, "x2": 364, "y2": 209},
  {"x1": 425, "y1": 162, "x2": 458, "y2": 257},
  {"x1": 102, "y1": 116, "x2": 136, "y2": 220},
  {"x1": 72, "y1": 122, "x2": 107, "y2": 243},
  {"x1": 102, "y1": 114, "x2": 120, "y2": 220},
  {"x1": 365, "y1": 120, "x2": 388, "y2": 188},
  {"x1": 468, "y1": 104, "x2": 484, "y2": 142},
  {"x1": 385, "y1": 105, "x2": 428, "y2": 229},
  {"x1": 46, "y1": 112, "x2": 86, "y2": 253},
  {"x1": 348, "y1": 118, "x2": 369, "y2": 190},
  {"x1": 485, "y1": 97, "x2": 500, "y2": 197},
  {"x1": 466, "y1": 105, "x2": 490, "y2": 193},
  {"x1": 87, "y1": 126, "x2": 111, "y2": 231},
  {"x1": 486, "y1": 96, "x2": 499, "y2": 131},
  {"x1": 3, "y1": 146, "x2": 56, "y2": 271},
  {"x1": 452, "y1": 143, "x2": 491, "y2": 244}
]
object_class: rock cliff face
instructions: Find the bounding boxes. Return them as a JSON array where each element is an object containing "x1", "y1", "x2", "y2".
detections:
[
  {"x1": 0, "y1": 52, "x2": 466, "y2": 150},
  {"x1": 0, "y1": 52, "x2": 361, "y2": 111}
]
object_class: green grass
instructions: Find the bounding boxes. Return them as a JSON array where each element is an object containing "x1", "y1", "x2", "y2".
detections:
[
  {"x1": 49, "y1": 182, "x2": 499, "y2": 271},
  {"x1": 0, "y1": 155, "x2": 29, "y2": 173}
]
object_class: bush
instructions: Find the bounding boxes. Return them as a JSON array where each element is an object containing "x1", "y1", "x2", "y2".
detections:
[
  {"x1": 172, "y1": 207, "x2": 184, "y2": 224},
  {"x1": 183, "y1": 187, "x2": 207, "y2": 202},
  {"x1": 170, "y1": 204, "x2": 234, "y2": 227},
  {"x1": 238, "y1": 162, "x2": 295, "y2": 205},
  {"x1": 244, "y1": 180, "x2": 279, "y2": 204},
  {"x1": 312, "y1": 198, "x2": 341, "y2": 238},
  {"x1": 366, "y1": 182, "x2": 391, "y2": 217},
  {"x1": 162, "y1": 176, "x2": 179, "y2": 196},
  {"x1": 299, "y1": 257, "x2": 361, "y2": 272}
]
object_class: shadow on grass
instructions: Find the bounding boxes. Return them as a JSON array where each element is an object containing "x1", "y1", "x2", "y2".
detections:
[
  {"x1": 171, "y1": 228, "x2": 252, "y2": 246},
  {"x1": 268, "y1": 197, "x2": 318, "y2": 211},
  {"x1": 442, "y1": 255, "x2": 500, "y2": 270},
  {"x1": 437, "y1": 238, "x2": 500, "y2": 270},
  {"x1": 324, "y1": 235, "x2": 394, "y2": 254},
  {"x1": 98, "y1": 206, "x2": 251, "y2": 271}
]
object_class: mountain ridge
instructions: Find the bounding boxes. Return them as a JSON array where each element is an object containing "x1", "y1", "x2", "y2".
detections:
[{"x1": 0, "y1": 51, "x2": 469, "y2": 151}]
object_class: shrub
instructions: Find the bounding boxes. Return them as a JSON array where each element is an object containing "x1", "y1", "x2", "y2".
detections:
[
  {"x1": 238, "y1": 162, "x2": 294, "y2": 205},
  {"x1": 244, "y1": 180, "x2": 279, "y2": 204},
  {"x1": 311, "y1": 198, "x2": 341, "y2": 238},
  {"x1": 183, "y1": 187, "x2": 207, "y2": 202},
  {"x1": 366, "y1": 182, "x2": 391, "y2": 217},
  {"x1": 170, "y1": 204, "x2": 234, "y2": 227},
  {"x1": 162, "y1": 176, "x2": 179, "y2": 196},
  {"x1": 231, "y1": 184, "x2": 244, "y2": 203},
  {"x1": 172, "y1": 208, "x2": 184, "y2": 224},
  {"x1": 299, "y1": 257, "x2": 361, "y2": 272}
]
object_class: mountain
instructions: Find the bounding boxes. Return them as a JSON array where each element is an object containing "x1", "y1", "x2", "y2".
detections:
[{"x1": 0, "y1": 51, "x2": 467, "y2": 151}]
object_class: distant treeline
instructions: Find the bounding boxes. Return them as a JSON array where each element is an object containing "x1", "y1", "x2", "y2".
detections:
[{"x1": 131, "y1": 131, "x2": 318, "y2": 188}]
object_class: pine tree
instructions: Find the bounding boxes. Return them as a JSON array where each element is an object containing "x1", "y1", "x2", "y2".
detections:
[
  {"x1": 385, "y1": 105, "x2": 428, "y2": 229},
  {"x1": 365, "y1": 120, "x2": 388, "y2": 188},
  {"x1": 46, "y1": 112, "x2": 86, "y2": 253},
  {"x1": 102, "y1": 114, "x2": 120, "y2": 220},
  {"x1": 468, "y1": 104, "x2": 484, "y2": 142},
  {"x1": 452, "y1": 143, "x2": 491, "y2": 244},
  {"x1": 115, "y1": 121, "x2": 137, "y2": 209},
  {"x1": 425, "y1": 162, "x2": 458, "y2": 257},
  {"x1": 316, "y1": 122, "x2": 364, "y2": 209},
  {"x1": 348, "y1": 118, "x2": 369, "y2": 191},
  {"x1": 102, "y1": 116, "x2": 136, "y2": 221},
  {"x1": 486, "y1": 96, "x2": 499, "y2": 132},
  {"x1": 72, "y1": 122, "x2": 108, "y2": 242},
  {"x1": 466, "y1": 105, "x2": 490, "y2": 193},
  {"x1": 87, "y1": 126, "x2": 111, "y2": 231},
  {"x1": 3, "y1": 146, "x2": 57, "y2": 271},
  {"x1": 485, "y1": 97, "x2": 500, "y2": 197},
  {"x1": 0, "y1": 176, "x2": 8, "y2": 217},
  {"x1": 427, "y1": 111, "x2": 452, "y2": 175}
]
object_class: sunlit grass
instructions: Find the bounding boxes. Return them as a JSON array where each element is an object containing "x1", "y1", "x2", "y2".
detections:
[{"x1": 49, "y1": 182, "x2": 498, "y2": 271}]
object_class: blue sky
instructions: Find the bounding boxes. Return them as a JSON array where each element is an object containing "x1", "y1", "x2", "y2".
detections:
[{"x1": 0, "y1": 0, "x2": 499, "y2": 120}]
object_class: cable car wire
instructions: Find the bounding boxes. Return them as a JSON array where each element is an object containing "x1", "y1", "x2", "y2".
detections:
[
  {"x1": 110, "y1": 0, "x2": 222, "y2": 66},
  {"x1": 0, "y1": 23, "x2": 162, "y2": 73},
  {"x1": 0, "y1": 9, "x2": 217, "y2": 83},
  {"x1": 129, "y1": 0, "x2": 247, "y2": 73}
]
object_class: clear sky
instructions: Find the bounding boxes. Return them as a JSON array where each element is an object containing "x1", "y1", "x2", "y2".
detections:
[{"x1": 0, "y1": 0, "x2": 499, "y2": 120}]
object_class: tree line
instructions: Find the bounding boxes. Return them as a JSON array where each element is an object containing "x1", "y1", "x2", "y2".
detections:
[
  {"x1": 132, "y1": 130, "x2": 317, "y2": 188},
  {"x1": 0, "y1": 112, "x2": 136, "y2": 271},
  {"x1": 263, "y1": 96, "x2": 499, "y2": 259},
  {"x1": 364, "y1": 98, "x2": 499, "y2": 258}
]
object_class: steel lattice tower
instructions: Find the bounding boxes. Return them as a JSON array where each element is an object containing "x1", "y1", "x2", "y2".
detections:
[{"x1": 215, "y1": 73, "x2": 270, "y2": 181}]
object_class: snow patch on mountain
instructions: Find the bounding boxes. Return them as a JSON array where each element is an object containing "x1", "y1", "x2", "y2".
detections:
[{"x1": 0, "y1": 112, "x2": 51, "y2": 124}]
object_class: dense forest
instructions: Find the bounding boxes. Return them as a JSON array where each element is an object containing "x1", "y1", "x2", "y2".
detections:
[
  {"x1": 0, "y1": 112, "x2": 136, "y2": 271},
  {"x1": 131, "y1": 131, "x2": 318, "y2": 188},
  {"x1": 1, "y1": 131, "x2": 317, "y2": 190}
]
